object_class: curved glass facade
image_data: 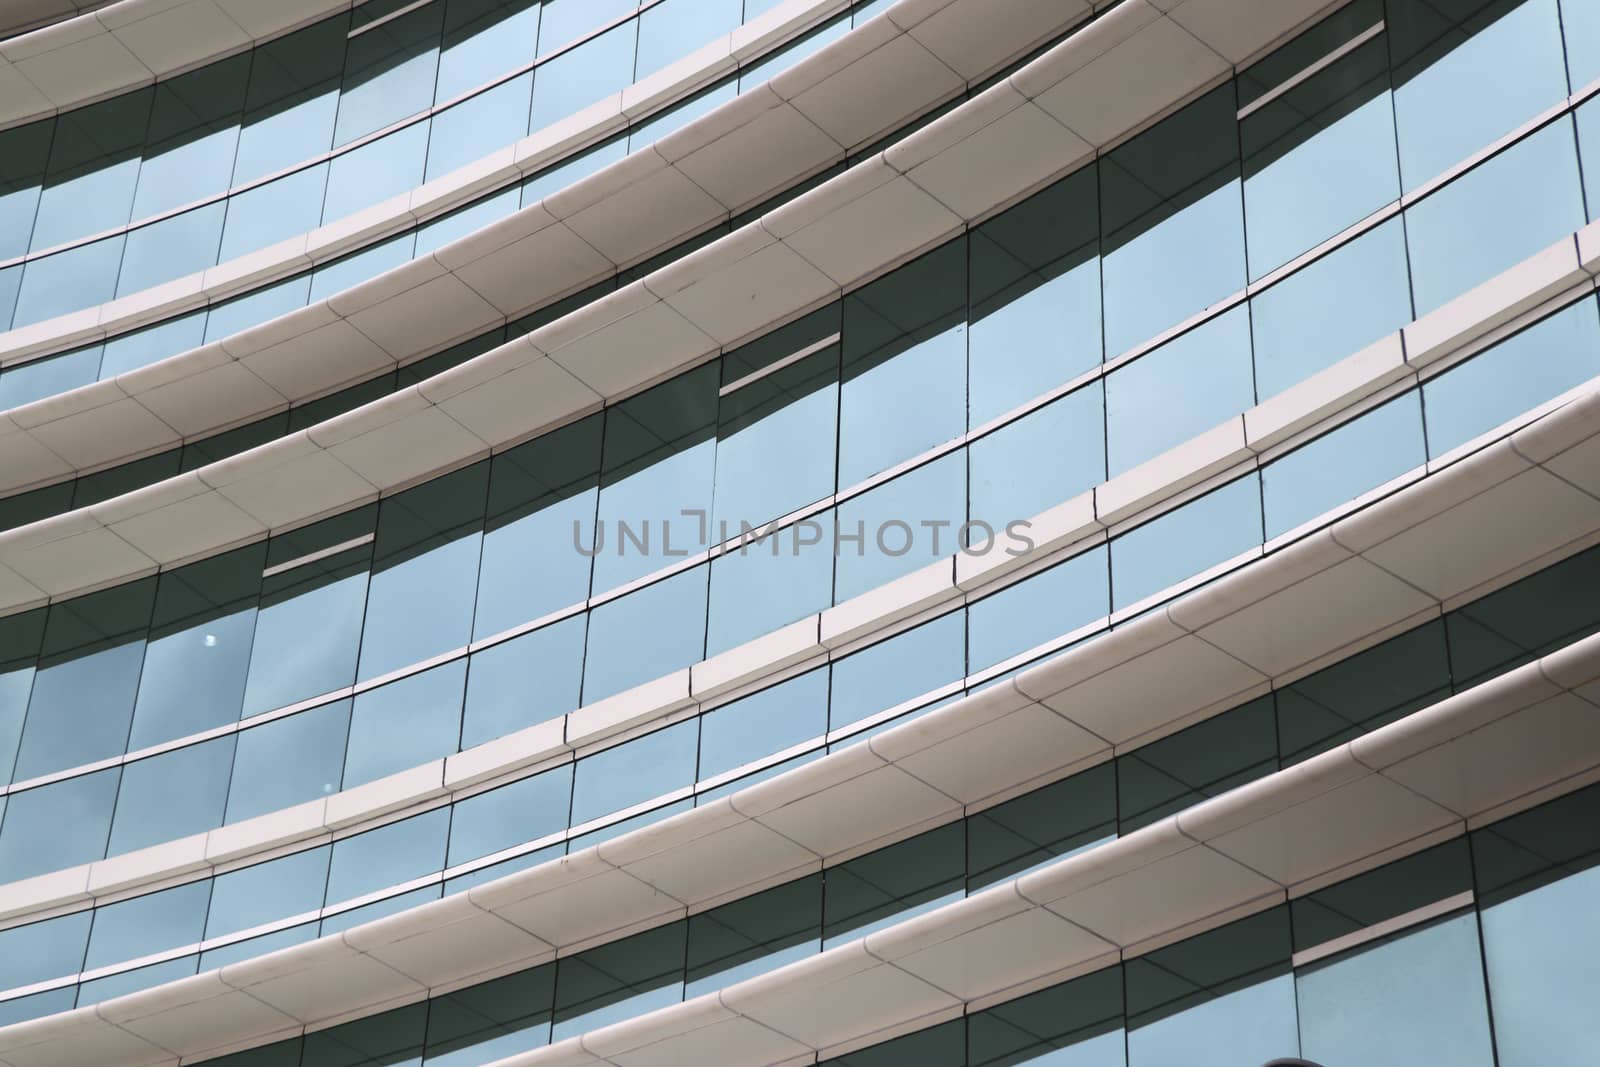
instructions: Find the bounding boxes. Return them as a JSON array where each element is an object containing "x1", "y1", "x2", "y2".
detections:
[{"x1": 1, "y1": 0, "x2": 1598, "y2": 1057}]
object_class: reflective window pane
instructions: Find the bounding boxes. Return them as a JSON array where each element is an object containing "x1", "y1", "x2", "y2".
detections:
[
  {"x1": 635, "y1": 0, "x2": 742, "y2": 79},
  {"x1": 968, "y1": 766, "x2": 1116, "y2": 890},
  {"x1": 1120, "y1": 696, "x2": 1276, "y2": 833},
  {"x1": 326, "y1": 806, "x2": 449, "y2": 906},
  {"x1": 426, "y1": 72, "x2": 534, "y2": 182},
  {"x1": 31, "y1": 89, "x2": 152, "y2": 251},
  {"x1": 593, "y1": 365, "x2": 718, "y2": 593},
  {"x1": 1404, "y1": 113, "x2": 1585, "y2": 317},
  {"x1": 123, "y1": 199, "x2": 231, "y2": 303},
  {"x1": 1111, "y1": 475, "x2": 1263, "y2": 612},
  {"x1": 461, "y1": 617, "x2": 586, "y2": 749},
  {"x1": 225, "y1": 698, "x2": 351, "y2": 824},
  {"x1": 969, "y1": 968, "x2": 1125, "y2": 1066},
  {"x1": 0, "y1": 346, "x2": 102, "y2": 410},
  {"x1": 205, "y1": 845, "x2": 331, "y2": 940},
  {"x1": 551, "y1": 920, "x2": 685, "y2": 1041},
  {"x1": 1101, "y1": 84, "x2": 1245, "y2": 357},
  {"x1": 108, "y1": 734, "x2": 236, "y2": 856},
  {"x1": 475, "y1": 415, "x2": 601, "y2": 640},
  {"x1": 824, "y1": 822, "x2": 963, "y2": 946},
  {"x1": 969, "y1": 384, "x2": 1105, "y2": 533},
  {"x1": 839, "y1": 242, "x2": 967, "y2": 487},
  {"x1": 705, "y1": 518, "x2": 833, "y2": 655},
  {"x1": 447, "y1": 764, "x2": 573, "y2": 868},
  {"x1": 1105, "y1": 305, "x2": 1254, "y2": 477},
  {"x1": 0, "y1": 768, "x2": 120, "y2": 882},
  {"x1": 830, "y1": 610, "x2": 964, "y2": 732},
  {"x1": 833, "y1": 450, "x2": 965, "y2": 603},
  {"x1": 582, "y1": 566, "x2": 707, "y2": 704},
  {"x1": 437, "y1": 0, "x2": 540, "y2": 103},
  {"x1": 570, "y1": 718, "x2": 699, "y2": 827},
  {"x1": 98, "y1": 312, "x2": 206, "y2": 381},
  {"x1": 1241, "y1": 23, "x2": 1398, "y2": 278},
  {"x1": 14, "y1": 578, "x2": 155, "y2": 781},
  {"x1": 685, "y1": 874, "x2": 820, "y2": 997},
  {"x1": 243, "y1": 513, "x2": 373, "y2": 716},
  {"x1": 1262, "y1": 391, "x2": 1425, "y2": 539},
  {"x1": 232, "y1": 17, "x2": 347, "y2": 185},
  {"x1": 536, "y1": 0, "x2": 635, "y2": 57},
  {"x1": 357, "y1": 462, "x2": 487, "y2": 683},
  {"x1": 698, "y1": 667, "x2": 828, "y2": 782},
  {"x1": 344, "y1": 659, "x2": 467, "y2": 788},
  {"x1": 219, "y1": 162, "x2": 330, "y2": 262},
  {"x1": 1389, "y1": 0, "x2": 1568, "y2": 190},
  {"x1": 84, "y1": 879, "x2": 211, "y2": 971},
  {"x1": 12, "y1": 236, "x2": 126, "y2": 328},
  {"x1": 306, "y1": 233, "x2": 413, "y2": 303},
  {"x1": 527, "y1": 19, "x2": 640, "y2": 133},
  {"x1": 131, "y1": 55, "x2": 249, "y2": 220},
  {"x1": 1423, "y1": 295, "x2": 1600, "y2": 456},
  {"x1": 1567, "y1": 0, "x2": 1600, "y2": 91},
  {"x1": 0, "y1": 910, "x2": 91, "y2": 990},
  {"x1": 424, "y1": 966, "x2": 554, "y2": 1066},
  {"x1": 334, "y1": 1, "x2": 444, "y2": 146},
  {"x1": 204, "y1": 274, "x2": 313, "y2": 343},
  {"x1": 1250, "y1": 217, "x2": 1412, "y2": 399},
  {"x1": 968, "y1": 167, "x2": 1101, "y2": 426},
  {"x1": 0, "y1": 120, "x2": 51, "y2": 261},
  {"x1": 322, "y1": 120, "x2": 430, "y2": 224},
  {"x1": 968, "y1": 547, "x2": 1109, "y2": 675}
]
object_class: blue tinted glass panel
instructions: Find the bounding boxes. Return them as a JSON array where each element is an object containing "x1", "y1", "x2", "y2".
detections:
[
  {"x1": 225, "y1": 699, "x2": 351, "y2": 824},
  {"x1": 582, "y1": 566, "x2": 708, "y2": 703},
  {"x1": 475, "y1": 416, "x2": 601, "y2": 640},
  {"x1": 968, "y1": 168, "x2": 1101, "y2": 426},
  {"x1": 839, "y1": 242, "x2": 967, "y2": 487},
  {"x1": 231, "y1": 17, "x2": 346, "y2": 185},
  {"x1": 132, "y1": 55, "x2": 248, "y2": 221},
  {"x1": 219, "y1": 163, "x2": 330, "y2": 262},
  {"x1": 0, "y1": 768, "x2": 120, "y2": 882},
  {"x1": 1423, "y1": 297, "x2": 1600, "y2": 456},
  {"x1": 628, "y1": 81, "x2": 737, "y2": 149},
  {"x1": 1105, "y1": 305, "x2": 1254, "y2": 477},
  {"x1": 1101, "y1": 85, "x2": 1245, "y2": 357},
  {"x1": 1481, "y1": 863, "x2": 1600, "y2": 1066},
  {"x1": 1298, "y1": 913, "x2": 1495, "y2": 1066},
  {"x1": 969, "y1": 384, "x2": 1105, "y2": 533},
  {"x1": 968, "y1": 548, "x2": 1109, "y2": 674},
  {"x1": 834, "y1": 451, "x2": 966, "y2": 603},
  {"x1": 0, "y1": 664, "x2": 31, "y2": 785},
  {"x1": 108, "y1": 735, "x2": 236, "y2": 856},
  {"x1": 84, "y1": 879, "x2": 211, "y2": 971},
  {"x1": 116, "y1": 206, "x2": 225, "y2": 299},
  {"x1": 357, "y1": 463, "x2": 487, "y2": 682},
  {"x1": 447, "y1": 764, "x2": 573, "y2": 867},
  {"x1": 0, "y1": 910, "x2": 91, "y2": 990},
  {"x1": 698, "y1": 668, "x2": 827, "y2": 782},
  {"x1": 1241, "y1": 36, "x2": 1398, "y2": 278},
  {"x1": 426, "y1": 73, "x2": 534, "y2": 182},
  {"x1": 244, "y1": 540, "x2": 370, "y2": 716},
  {"x1": 0, "y1": 346, "x2": 102, "y2": 410},
  {"x1": 1567, "y1": 0, "x2": 1600, "y2": 91},
  {"x1": 570, "y1": 718, "x2": 699, "y2": 826},
  {"x1": 203, "y1": 274, "x2": 313, "y2": 343},
  {"x1": 0, "y1": 121, "x2": 50, "y2": 262},
  {"x1": 307, "y1": 233, "x2": 414, "y2": 303},
  {"x1": 78, "y1": 957, "x2": 200, "y2": 1007},
  {"x1": 1249, "y1": 218, "x2": 1412, "y2": 398},
  {"x1": 436, "y1": 0, "x2": 540, "y2": 102},
  {"x1": 321, "y1": 885, "x2": 441, "y2": 936},
  {"x1": 462, "y1": 617, "x2": 586, "y2": 749},
  {"x1": 200, "y1": 924, "x2": 319, "y2": 972},
  {"x1": 326, "y1": 807, "x2": 450, "y2": 905},
  {"x1": 551, "y1": 921, "x2": 685, "y2": 1041},
  {"x1": 1389, "y1": 0, "x2": 1567, "y2": 191},
  {"x1": 830, "y1": 611, "x2": 964, "y2": 731},
  {"x1": 521, "y1": 138, "x2": 628, "y2": 205},
  {"x1": 1404, "y1": 117, "x2": 1586, "y2": 316},
  {"x1": 1127, "y1": 968, "x2": 1296, "y2": 1066},
  {"x1": 1112, "y1": 475, "x2": 1263, "y2": 612},
  {"x1": 537, "y1": 0, "x2": 635, "y2": 56},
  {"x1": 205, "y1": 845, "x2": 331, "y2": 939},
  {"x1": 12, "y1": 236, "x2": 126, "y2": 328},
  {"x1": 1263, "y1": 392, "x2": 1425, "y2": 539},
  {"x1": 344, "y1": 660, "x2": 467, "y2": 788},
  {"x1": 99, "y1": 312, "x2": 206, "y2": 381},
  {"x1": 31, "y1": 90, "x2": 151, "y2": 251},
  {"x1": 334, "y1": 2, "x2": 444, "y2": 146},
  {"x1": 635, "y1": 0, "x2": 742, "y2": 78},
  {"x1": 0, "y1": 264, "x2": 18, "y2": 330},
  {"x1": 592, "y1": 365, "x2": 718, "y2": 592},
  {"x1": 528, "y1": 20, "x2": 640, "y2": 132},
  {"x1": 705, "y1": 521, "x2": 833, "y2": 655},
  {"x1": 415, "y1": 186, "x2": 519, "y2": 255},
  {"x1": 322, "y1": 121, "x2": 430, "y2": 224}
]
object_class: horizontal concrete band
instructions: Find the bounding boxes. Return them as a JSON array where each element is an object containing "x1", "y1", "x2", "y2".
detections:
[
  {"x1": 0, "y1": 0, "x2": 112, "y2": 43},
  {"x1": 487, "y1": 633, "x2": 1600, "y2": 1067},
  {"x1": 0, "y1": 344, "x2": 1596, "y2": 1065},
  {"x1": 0, "y1": 0, "x2": 866, "y2": 367},
  {"x1": 0, "y1": 0, "x2": 369, "y2": 133},
  {"x1": 0, "y1": 0, "x2": 1340, "y2": 592},
  {"x1": 0, "y1": 206, "x2": 1593, "y2": 919}
]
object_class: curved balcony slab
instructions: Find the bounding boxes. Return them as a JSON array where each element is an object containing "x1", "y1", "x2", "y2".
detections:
[
  {"x1": 1, "y1": 504, "x2": 1596, "y2": 1064},
  {"x1": 0, "y1": 0, "x2": 364, "y2": 131},
  {"x1": 0, "y1": 0, "x2": 1342, "y2": 611}
]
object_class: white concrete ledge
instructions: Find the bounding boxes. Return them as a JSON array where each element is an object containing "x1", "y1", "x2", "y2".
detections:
[
  {"x1": 3, "y1": 523, "x2": 1597, "y2": 1066},
  {"x1": 0, "y1": 0, "x2": 1358, "y2": 612},
  {"x1": 0, "y1": 0, "x2": 366, "y2": 132}
]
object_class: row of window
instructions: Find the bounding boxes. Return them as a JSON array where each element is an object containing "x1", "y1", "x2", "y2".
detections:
[
  {"x1": 0, "y1": 0, "x2": 1593, "y2": 414},
  {"x1": 1, "y1": 502, "x2": 1593, "y2": 1020},
  {"x1": 0, "y1": 0, "x2": 899, "y2": 333},
  {"x1": 0, "y1": 220, "x2": 1594, "y2": 892}
]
